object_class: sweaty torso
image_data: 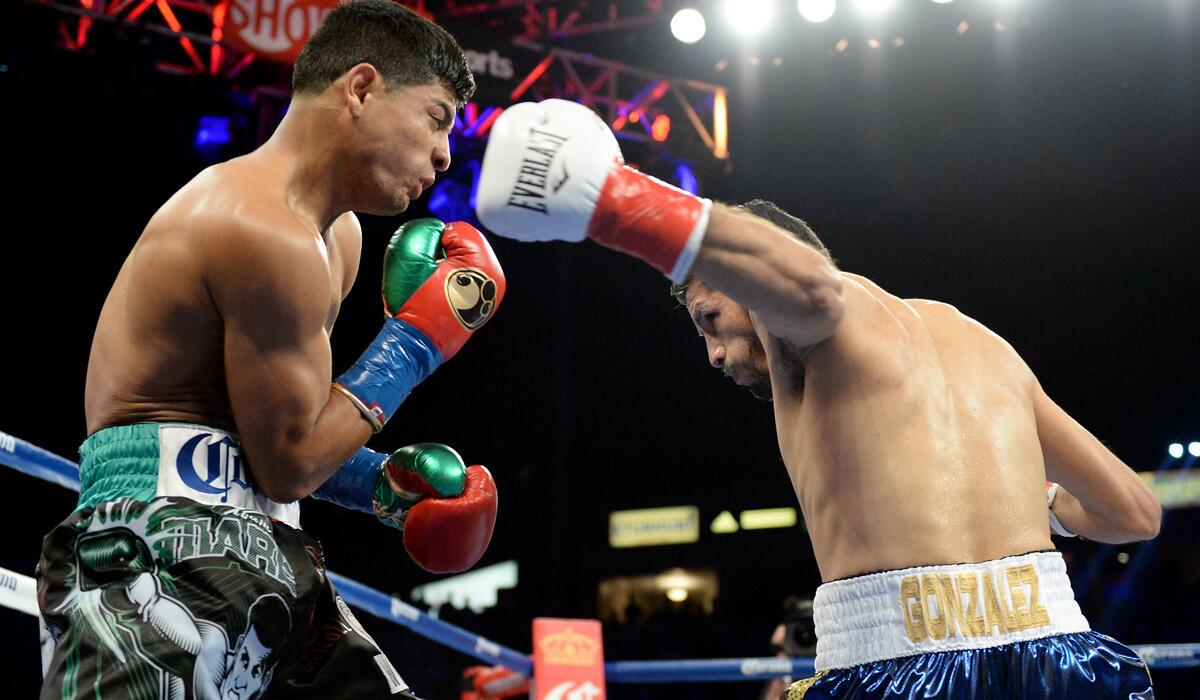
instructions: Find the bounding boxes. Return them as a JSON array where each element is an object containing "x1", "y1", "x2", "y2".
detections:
[
  {"x1": 84, "y1": 156, "x2": 358, "y2": 436},
  {"x1": 768, "y1": 274, "x2": 1052, "y2": 581}
]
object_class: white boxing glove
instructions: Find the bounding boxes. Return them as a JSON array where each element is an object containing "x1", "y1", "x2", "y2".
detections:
[{"x1": 476, "y1": 99, "x2": 712, "y2": 282}]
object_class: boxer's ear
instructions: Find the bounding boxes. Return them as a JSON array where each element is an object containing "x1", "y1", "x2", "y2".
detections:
[{"x1": 344, "y1": 63, "x2": 382, "y2": 117}]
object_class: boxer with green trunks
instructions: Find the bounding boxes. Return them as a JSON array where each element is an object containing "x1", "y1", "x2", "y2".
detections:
[{"x1": 37, "y1": 3, "x2": 503, "y2": 698}]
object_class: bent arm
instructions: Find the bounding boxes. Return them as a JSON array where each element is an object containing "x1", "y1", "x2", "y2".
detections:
[
  {"x1": 690, "y1": 205, "x2": 845, "y2": 348},
  {"x1": 1035, "y1": 384, "x2": 1161, "y2": 542},
  {"x1": 210, "y1": 222, "x2": 372, "y2": 503}
]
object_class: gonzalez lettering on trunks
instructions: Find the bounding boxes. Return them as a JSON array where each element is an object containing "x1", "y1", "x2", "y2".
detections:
[{"x1": 899, "y1": 563, "x2": 1050, "y2": 644}]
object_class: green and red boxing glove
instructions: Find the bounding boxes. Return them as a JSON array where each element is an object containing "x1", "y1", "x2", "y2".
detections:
[
  {"x1": 313, "y1": 443, "x2": 498, "y2": 574},
  {"x1": 334, "y1": 219, "x2": 505, "y2": 432}
]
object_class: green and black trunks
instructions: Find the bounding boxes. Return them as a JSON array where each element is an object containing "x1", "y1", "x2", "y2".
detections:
[{"x1": 37, "y1": 423, "x2": 414, "y2": 699}]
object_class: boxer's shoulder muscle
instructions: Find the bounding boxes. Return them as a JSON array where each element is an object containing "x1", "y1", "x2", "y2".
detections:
[
  {"x1": 797, "y1": 273, "x2": 920, "y2": 388},
  {"x1": 153, "y1": 164, "x2": 337, "y2": 299},
  {"x1": 791, "y1": 273, "x2": 1033, "y2": 402},
  {"x1": 907, "y1": 298, "x2": 1035, "y2": 392}
]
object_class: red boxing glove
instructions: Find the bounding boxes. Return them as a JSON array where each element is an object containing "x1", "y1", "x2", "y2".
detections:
[{"x1": 404, "y1": 465, "x2": 498, "y2": 574}]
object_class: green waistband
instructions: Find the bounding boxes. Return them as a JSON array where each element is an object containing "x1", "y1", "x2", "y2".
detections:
[{"x1": 77, "y1": 422, "x2": 221, "y2": 512}]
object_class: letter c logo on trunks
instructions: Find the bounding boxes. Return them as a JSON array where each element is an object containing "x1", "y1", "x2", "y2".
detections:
[
  {"x1": 158, "y1": 425, "x2": 300, "y2": 527},
  {"x1": 445, "y1": 268, "x2": 498, "y2": 331},
  {"x1": 159, "y1": 426, "x2": 257, "y2": 506},
  {"x1": 175, "y1": 433, "x2": 250, "y2": 500}
]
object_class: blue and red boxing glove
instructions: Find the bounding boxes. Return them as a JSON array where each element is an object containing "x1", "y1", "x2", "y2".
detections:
[
  {"x1": 313, "y1": 443, "x2": 498, "y2": 574},
  {"x1": 334, "y1": 219, "x2": 505, "y2": 431}
]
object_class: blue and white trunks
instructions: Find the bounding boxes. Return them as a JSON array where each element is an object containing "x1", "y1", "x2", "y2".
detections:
[{"x1": 785, "y1": 551, "x2": 1153, "y2": 699}]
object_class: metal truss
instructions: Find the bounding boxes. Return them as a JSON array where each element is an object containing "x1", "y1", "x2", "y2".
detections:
[
  {"x1": 33, "y1": 0, "x2": 264, "y2": 78},
  {"x1": 504, "y1": 45, "x2": 728, "y2": 159},
  {"x1": 34, "y1": 0, "x2": 669, "y2": 70},
  {"x1": 432, "y1": 0, "x2": 666, "y2": 40},
  {"x1": 29, "y1": 0, "x2": 727, "y2": 160}
]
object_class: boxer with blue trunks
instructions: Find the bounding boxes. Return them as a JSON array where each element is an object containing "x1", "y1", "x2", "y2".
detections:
[
  {"x1": 786, "y1": 552, "x2": 1151, "y2": 698},
  {"x1": 37, "y1": 3, "x2": 506, "y2": 697},
  {"x1": 471, "y1": 99, "x2": 1162, "y2": 698}
]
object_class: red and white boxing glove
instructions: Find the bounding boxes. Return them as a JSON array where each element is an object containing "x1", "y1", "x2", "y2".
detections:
[
  {"x1": 476, "y1": 99, "x2": 712, "y2": 282},
  {"x1": 403, "y1": 465, "x2": 498, "y2": 574},
  {"x1": 1046, "y1": 481, "x2": 1076, "y2": 538}
]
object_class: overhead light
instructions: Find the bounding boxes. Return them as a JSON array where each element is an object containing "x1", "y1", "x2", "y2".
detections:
[
  {"x1": 852, "y1": 0, "x2": 894, "y2": 15},
  {"x1": 798, "y1": 0, "x2": 836, "y2": 23},
  {"x1": 671, "y1": 8, "x2": 707, "y2": 44},
  {"x1": 725, "y1": 0, "x2": 775, "y2": 36}
]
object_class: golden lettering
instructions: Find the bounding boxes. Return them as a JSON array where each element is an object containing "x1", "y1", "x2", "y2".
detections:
[
  {"x1": 904, "y1": 564, "x2": 1053, "y2": 645},
  {"x1": 921, "y1": 573, "x2": 949, "y2": 640},
  {"x1": 938, "y1": 574, "x2": 970, "y2": 639},
  {"x1": 981, "y1": 571, "x2": 1010, "y2": 635},
  {"x1": 1019, "y1": 564, "x2": 1050, "y2": 628},
  {"x1": 956, "y1": 573, "x2": 985, "y2": 638},
  {"x1": 900, "y1": 575, "x2": 927, "y2": 643},
  {"x1": 1006, "y1": 566, "x2": 1033, "y2": 630}
]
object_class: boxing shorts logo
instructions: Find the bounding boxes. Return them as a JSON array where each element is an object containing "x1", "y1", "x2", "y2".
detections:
[
  {"x1": 898, "y1": 563, "x2": 1051, "y2": 644},
  {"x1": 157, "y1": 425, "x2": 300, "y2": 527},
  {"x1": 445, "y1": 268, "x2": 499, "y2": 330}
]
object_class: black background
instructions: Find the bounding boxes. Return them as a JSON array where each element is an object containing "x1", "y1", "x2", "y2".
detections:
[{"x1": 2, "y1": 0, "x2": 1198, "y2": 697}]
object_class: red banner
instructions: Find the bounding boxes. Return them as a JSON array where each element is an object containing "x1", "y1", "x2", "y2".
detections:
[
  {"x1": 532, "y1": 618, "x2": 606, "y2": 700},
  {"x1": 222, "y1": 0, "x2": 339, "y2": 64}
]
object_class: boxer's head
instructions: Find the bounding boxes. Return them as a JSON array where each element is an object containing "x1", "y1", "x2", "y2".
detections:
[
  {"x1": 222, "y1": 594, "x2": 291, "y2": 700},
  {"x1": 291, "y1": 0, "x2": 475, "y2": 215},
  {"x1": 671, "y1": 200, "x2": 832, "y2": 400},
  {"x1": 678, "y1": 280, "x2": 774, "y2": 400}
]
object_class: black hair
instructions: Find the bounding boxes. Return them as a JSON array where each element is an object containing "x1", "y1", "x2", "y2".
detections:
[
  {"x1": 669, "y1": 199, "x2": 832, "y2": 306},
  {"x1": 292, "y1": 0, "x2": 475, "y2": 105}
]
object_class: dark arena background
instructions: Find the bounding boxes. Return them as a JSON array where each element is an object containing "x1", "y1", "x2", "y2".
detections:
[{"x1": 2, "y1": 0, "x2": 1199, "y2": 697}]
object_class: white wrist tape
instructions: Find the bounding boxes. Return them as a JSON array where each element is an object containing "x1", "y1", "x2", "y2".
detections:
[{"x1": 1046, "y1": 482, "x2": 1076, "y2": 538}]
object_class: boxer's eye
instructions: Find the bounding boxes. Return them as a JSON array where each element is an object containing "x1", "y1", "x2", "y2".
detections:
[{"x1": 430, "y1": 108, "x2": 452, "y2": 132}]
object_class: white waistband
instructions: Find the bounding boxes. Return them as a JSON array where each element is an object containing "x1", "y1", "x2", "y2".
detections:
[
  {"x1": 156, "y1": 424, "x2": 300, "y2": 529},
  {"x1": 813, "y1": 551, "x2": 1090, "y2": 671}
]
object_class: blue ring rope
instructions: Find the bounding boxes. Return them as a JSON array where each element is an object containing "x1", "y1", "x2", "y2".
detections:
[{"x1": 1, "y1": 429, "x2": 1196, "y2": 681}]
